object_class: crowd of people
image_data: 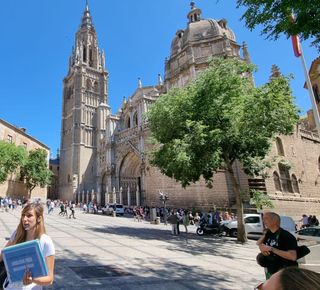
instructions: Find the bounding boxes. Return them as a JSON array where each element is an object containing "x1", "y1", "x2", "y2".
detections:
[{"x1": 0, "y1": 197, "x2": 22, "y2": 212}]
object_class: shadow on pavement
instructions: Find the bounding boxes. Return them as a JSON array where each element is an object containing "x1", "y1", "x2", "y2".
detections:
[
  {"x1": 48, "y1": 254, "x2": 235, "y2": 290},
  {"x1": 85, "y1": 225, "x2": 241, "y2": 260}
]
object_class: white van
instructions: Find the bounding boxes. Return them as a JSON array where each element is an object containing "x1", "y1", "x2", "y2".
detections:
[
  {"x1": 102, "y1": 203, "x2": 125, "y2": 216},
  {"x1": 223, "y1": 214, "x2": 296, "y2": 239}
]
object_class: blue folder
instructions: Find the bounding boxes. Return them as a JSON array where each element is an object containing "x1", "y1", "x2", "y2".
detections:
[{"x1": 2, "y1": 239, "x2": 48, "y2": 283}]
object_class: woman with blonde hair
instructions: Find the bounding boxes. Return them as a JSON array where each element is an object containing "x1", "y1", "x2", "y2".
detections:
[
  {"x1": 254, "y1": 267, "x2": 320, "y2": 290},
  {"x1": 0, "y1": 203, "x2": 55, "y2": 289}
]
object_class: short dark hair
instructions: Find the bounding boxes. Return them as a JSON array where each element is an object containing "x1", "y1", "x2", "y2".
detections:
[{"x1": 279, "y1": 267, "x2": 320, "y2": 290}]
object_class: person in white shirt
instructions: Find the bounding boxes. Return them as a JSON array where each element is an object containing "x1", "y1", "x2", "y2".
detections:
[
  {"x1": 0, "y1": 203, "x2": 55, "y2": 289},
  {"x1": 300, "y1": 214, "x2": 309, "y2": 229}
]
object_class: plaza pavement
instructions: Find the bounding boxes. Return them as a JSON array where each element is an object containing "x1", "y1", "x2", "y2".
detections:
[{"x1": 0, "y1": 207, "x2": 264, "y2": 289}]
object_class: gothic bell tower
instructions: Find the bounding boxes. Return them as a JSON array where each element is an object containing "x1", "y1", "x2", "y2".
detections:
[{"x1": 59, "y1": 1, "x2": 110, "y2": 201}]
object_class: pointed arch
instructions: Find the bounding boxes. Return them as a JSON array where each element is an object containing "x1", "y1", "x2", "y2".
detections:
[
  {"x1": 273, "y1": 171, "x2": 281, "y2": 191},
  {"x1": 133, "y1": 111, "x2": 138, "y2": 126},
  {"x1": 83, "y1": 45, "x2": 87, "y2": 62},
  {"x1": 86, "y1": 79, "x2": 92, "y2": 91},
  {"x1": 100, "y1": 172, "x2": 108, "y2": 206},
  {"x1": 291, "y1": 174, "x2": 299, "y2": 193},
  {"x1": 119, "y1": 151, "x2": 141, "y2": 206},
  {"x1": 126, "y1": 115, "x2": 131, "y2": 129},
  {"x1": 94, "y1": 81, "x2": 99, "y2": 93},
  {"x1": 278, "y1": 163, "x2": 293, "y2": 193},
  {"x1": 276, "y1": 137, "x2": 285, "y2": 156},
  {"x1": 313, "y1": 84, "x2": 320, "y2": 103}
]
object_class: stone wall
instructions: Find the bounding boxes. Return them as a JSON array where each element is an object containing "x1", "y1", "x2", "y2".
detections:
[{"x1": 268, "y1": 197, "x2": 320, "y2": 225}]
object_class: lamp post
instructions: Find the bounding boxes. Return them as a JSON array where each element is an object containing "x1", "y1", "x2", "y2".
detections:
[{"x1": 159, "y1": 190, "x2": 169, "y2": 225}]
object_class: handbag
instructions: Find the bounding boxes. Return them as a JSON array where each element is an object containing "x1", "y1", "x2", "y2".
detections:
[
  {"x1": 297, "y1": 245, "x2": 310, "y2": 260},
  {"x1": 0, "y1": 260, "x2": 8, "y2": 290}
]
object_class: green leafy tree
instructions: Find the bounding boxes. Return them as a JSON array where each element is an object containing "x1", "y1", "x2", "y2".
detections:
[
  {"x1": 249, "y1": 190, "x2": 275, "y2": 211},
  {"x1": 146, "y1": 58, "x2": 300, "y2": 242},
  {"x1": 0, "y1": 141, "x2": 27, "y2": 184},
  {"x1": 24, "y1": 149, "x2": 53, "y2": 198},
  {"x1": 236, "y1": 0, "x2": 320, "y2": 51}
]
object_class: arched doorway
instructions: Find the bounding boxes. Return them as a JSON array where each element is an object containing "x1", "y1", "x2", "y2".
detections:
[{"x1": 119, "y1": 152, "x2": 141, "y2": 206}]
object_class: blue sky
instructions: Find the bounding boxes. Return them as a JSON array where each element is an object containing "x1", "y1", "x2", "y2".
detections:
[{"x1": 0, "y1": 0, "x2": 318, "y2": 157}]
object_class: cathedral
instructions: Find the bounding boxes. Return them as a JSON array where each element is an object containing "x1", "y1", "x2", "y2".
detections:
[{"x1": 59, "y1": 2, "x2": 320, "y2": 220}]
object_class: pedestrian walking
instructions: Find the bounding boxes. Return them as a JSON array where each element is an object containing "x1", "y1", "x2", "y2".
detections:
[
  {"x1": 69, "y1": 202, "x2": 76, "y2": 219},
  {"x1": 59, "y1": 203, "x2": 65, "y2": 216},
  {"x1": 48, "y1": 201, "x2": 54, "y2": 214},
  {"x1": 3, "y1": 198, "x2": 8, "y2": 212},
  {"x1": 168, "y1": 210, "x2": 179, "y2": 235},
  {"x1": 63, "y1": 202, "x2": 68, "y2": 217},
  {"x1": 182, "y1": 211, "x2": 189, "y2": 233}
]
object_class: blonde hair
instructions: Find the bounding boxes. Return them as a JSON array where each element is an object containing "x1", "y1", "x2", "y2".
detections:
[
  {"x1": 279, "y1": 267, "x2": 320, "y2": 290},
  {"x1": 12, "y1": 203, "x2": 46, "y2": 245}
]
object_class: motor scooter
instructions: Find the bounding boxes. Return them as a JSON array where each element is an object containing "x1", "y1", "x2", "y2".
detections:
[{"x1": 196, "y1": 218, "x2": 228, "y2": 236}]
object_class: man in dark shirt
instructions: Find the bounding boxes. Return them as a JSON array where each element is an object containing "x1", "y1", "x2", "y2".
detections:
[{"x1": 257, "y1": 212, "x2": 297, "y2": 276}]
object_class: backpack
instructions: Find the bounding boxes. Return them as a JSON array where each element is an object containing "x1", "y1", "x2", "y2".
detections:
[{"x1": 296, "y1": 245, "x2": 310, "y2": 260}]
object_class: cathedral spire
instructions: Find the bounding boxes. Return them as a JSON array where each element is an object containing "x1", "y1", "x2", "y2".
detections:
[
  {"x1": 242, "y1": 42, "x2": 252, "y2": 64},
  {"x1": 80, "y1": 0, "x2": 94, "y2": 30},
  {"x1": 269, "y1": 64, "x2": 282, "y2": 82},
  {"x1": 158, "y1": 74, "x2": 163, "y2": 86}
]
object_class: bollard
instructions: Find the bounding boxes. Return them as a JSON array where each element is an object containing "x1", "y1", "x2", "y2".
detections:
[{"x1": 112, "y1": 211, "x2": 116, "y2": 217}]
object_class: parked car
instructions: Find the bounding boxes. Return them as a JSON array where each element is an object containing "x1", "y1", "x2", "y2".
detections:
[
  {"x1": 293, "y1": 227, "x2": 320, "y2": 242},
  {"x1": 222, "y1": 213, "x2": 296, "y2": 239},
  {"x1": 102, "y1": 203, "x2": 124, "y2": 216}
]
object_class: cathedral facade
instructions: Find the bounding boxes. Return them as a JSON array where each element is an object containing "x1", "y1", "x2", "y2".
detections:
[{"x1": 59, "y1": 2, "x2": 320, "y2": 220}]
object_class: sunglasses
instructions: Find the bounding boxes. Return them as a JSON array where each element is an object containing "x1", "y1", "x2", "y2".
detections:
[{"x1": 254, "y1": 282, "x2": 264, "y2": 290}]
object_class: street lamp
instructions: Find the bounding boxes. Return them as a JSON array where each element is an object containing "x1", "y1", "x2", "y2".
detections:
[{"x1": 159, "y1": 190, "x2": 169, "y2": 225}]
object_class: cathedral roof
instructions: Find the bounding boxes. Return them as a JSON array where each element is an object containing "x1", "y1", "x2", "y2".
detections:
[{"x1": 170, "y1": 2, "x2": 236, "y2": 56}]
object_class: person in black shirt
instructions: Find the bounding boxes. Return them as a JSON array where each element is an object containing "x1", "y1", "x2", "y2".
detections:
[{"x1": 256, "y1": 212, "x2": 297, "y2": 277}]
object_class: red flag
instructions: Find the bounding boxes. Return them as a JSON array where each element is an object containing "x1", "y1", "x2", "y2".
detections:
[{"x1": 290, "y1": 14, "x2": 302, "y2": 58}]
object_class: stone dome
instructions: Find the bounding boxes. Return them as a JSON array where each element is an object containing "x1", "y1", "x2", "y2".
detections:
[{"x1": 170, "y1": 3, "x2": 236, "y2": 56}]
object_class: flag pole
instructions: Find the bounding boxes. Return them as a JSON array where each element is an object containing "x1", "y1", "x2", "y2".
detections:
[{"x1": 299, "y1": 47, "x2": 320, "y2": 137}]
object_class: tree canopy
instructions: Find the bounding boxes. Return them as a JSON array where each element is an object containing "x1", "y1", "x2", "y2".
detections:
[
  {"x1": 0, "y1": 141, "x2": 27, "y2": 184},
  {"x1": 236, "y1": 0, "x2": 320, "y2": 52},
  {"x1": 23, "y1": 149, "x2": 53, "y2": 197},
  {"x1": 146, "y1": 57, "x2": 300, "y2": 242}
]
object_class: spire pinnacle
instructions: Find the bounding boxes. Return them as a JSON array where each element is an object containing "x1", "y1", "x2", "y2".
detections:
[
  {"x1": 187, "y1": 1, "x2": 202, "y2": 23},
  {"x1": 80, "y1": 0, "x2": 93, "y2": 29},
  {"x1": 242, "y1": 42, "x2": 252, "y2": 64}
]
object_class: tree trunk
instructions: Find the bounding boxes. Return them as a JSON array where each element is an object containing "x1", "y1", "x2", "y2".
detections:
[
  {"x1": 225, "y1": 162, "x2": 248, "y2": 243},
  {"x1": 28, "y1": 186, "x2": 35, "y2": 199}
]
